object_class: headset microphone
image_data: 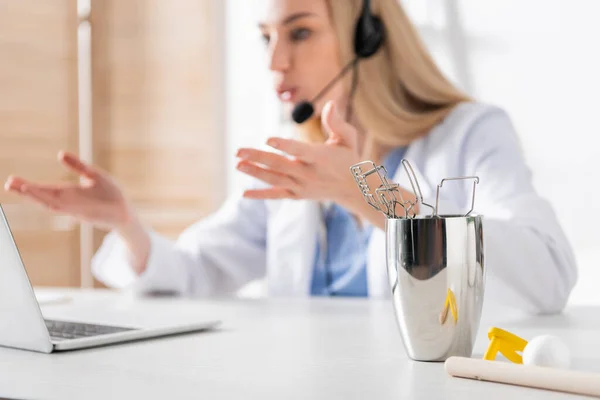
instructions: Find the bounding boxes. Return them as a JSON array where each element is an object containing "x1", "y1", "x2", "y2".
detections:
[
  {"x1": 290, "y1": 0, "x2": 384, "y2": 125},
  {"x1": 291, "y1": 57, "x2": 360, "y2": 124}
]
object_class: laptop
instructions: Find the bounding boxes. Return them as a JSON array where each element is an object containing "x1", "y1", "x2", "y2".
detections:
[{"x1": 0, "y1": 204, "x2": 221, "y2": 353}]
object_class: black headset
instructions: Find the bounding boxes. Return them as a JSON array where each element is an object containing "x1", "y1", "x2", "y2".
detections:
[
  {"x1": 354, "y1": 0, "x2": 385, "y2": 59},
  {"x1": 291, "y1": 0, "x2": 385, "y2": 124}
]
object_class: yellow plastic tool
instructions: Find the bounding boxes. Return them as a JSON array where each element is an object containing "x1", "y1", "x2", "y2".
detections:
[
  {"x1": 439, "y1": 288, "x2": 458, "y2": 324},
  {"x1": 483, "y1": 327, "x2": 528, "y2": 363}
]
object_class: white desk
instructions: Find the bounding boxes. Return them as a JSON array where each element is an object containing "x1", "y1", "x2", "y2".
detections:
[{"x1": 0, "y1": 289, "x2": 598, "y2": 400}]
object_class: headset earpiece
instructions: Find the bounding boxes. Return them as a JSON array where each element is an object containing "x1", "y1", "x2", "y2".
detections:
[{"x1": 354, "y1": 0, "x2": 385, "y2": 58}]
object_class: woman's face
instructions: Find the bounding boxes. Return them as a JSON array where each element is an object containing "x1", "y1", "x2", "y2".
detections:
[{"x1": 259, "y1": 0, "x2": 344, "y2": 119}]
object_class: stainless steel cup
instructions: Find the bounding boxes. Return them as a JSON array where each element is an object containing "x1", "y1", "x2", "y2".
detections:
[{"x1": 386, "y1": 214, "x2": 486, "y2": 362}]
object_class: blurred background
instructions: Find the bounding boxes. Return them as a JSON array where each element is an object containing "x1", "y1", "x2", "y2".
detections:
[{"x1": 1, "y1": 0, "x2": 599, "y2": 304}]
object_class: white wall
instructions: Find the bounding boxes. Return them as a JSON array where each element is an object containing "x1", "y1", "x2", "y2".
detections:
[
  {"x1": 404, "y1": 0, "x2": 600, "y2": 305},
  {"x1": 225, "y1": 0, "x2": 282, "y2": 195},
  {"x1": 225, "y1": 0, "x2": 600, "y2": 304}
]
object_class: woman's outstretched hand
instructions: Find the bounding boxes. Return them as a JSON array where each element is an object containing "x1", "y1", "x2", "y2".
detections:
[
  {"x1": 4, "y1": 151, "x2": 132, "y2": 232},
  {"x1": 4, "y1": 151, "x2": 151, "y2": 274},
  {"x1": 236, "y1": 101, "x2": 362, "y2": 204},
  {"x1": 235, "y1": 100, "x2": 411, "y2": 230}
]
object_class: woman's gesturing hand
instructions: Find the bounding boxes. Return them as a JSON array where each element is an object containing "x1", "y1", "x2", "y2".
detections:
[
  {"x1": 236, "y1": 100, "x2": 418, "y2": 230},
  {"x1": 236, "y1": 101, "x2": 363, "y2": 205},
  {"x1": 4, "y1": 151, "x2": 132, "y2": 232}
]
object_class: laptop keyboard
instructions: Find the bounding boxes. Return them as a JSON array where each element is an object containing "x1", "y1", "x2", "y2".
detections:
[{"x1": 45, "y1": 319, "x2": 137, "y2": 341}]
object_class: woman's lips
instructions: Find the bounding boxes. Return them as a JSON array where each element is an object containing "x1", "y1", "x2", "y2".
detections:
[{"x1": 277, "y1": 87, "x2": 297, "y2": 103}]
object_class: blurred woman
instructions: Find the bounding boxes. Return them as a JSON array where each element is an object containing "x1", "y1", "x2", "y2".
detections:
[{"x1": 5, "y1": 0, "x2": 577, "y2": 313}]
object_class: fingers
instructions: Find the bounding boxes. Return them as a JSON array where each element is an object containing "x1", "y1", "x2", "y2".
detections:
[
  {"x1": 321, "y1": 101, "x2": 358, "y2": 149},
  {"x1": 265, "y1": 138, "x2": 319, "y2": 164},
  {"x1": 236, "y1": 160, "x2": 299, "y2": 189},
  {"x1": 20, "y1": 184, "x2": 62, "y2": 211},
  {"x1": 4, "y1": 176, "x2": 27, "y2": 193},
  {"x1": 58, "y1": 151, "x2": 98, "y2": 180},
  {"x1": 6, "y1": 177, "x2": 69, "y2": 212},
  {"x1": 243, "y1": 188, "x2": 296, "y2": 200},
  {"x1": 236, "y1": 148, "x2": 305, "y2": 178},
  {"x1": 6, "y1": 177, "x2": 72, "y2": 195}
]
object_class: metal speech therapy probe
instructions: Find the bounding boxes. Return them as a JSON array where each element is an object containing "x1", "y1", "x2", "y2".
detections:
[{"x1": 350, "y1": 159, "x2": 480, "y2": 218}]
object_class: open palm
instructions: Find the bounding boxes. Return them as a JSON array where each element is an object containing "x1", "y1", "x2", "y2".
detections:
[{"x1": 4, "y1": 151, "x2": 130, "y2": 231}]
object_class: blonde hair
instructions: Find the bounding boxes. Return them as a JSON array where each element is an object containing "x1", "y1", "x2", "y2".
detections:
[{"x1": 322, "y1": 0, "x2": 470, "y2": 151}]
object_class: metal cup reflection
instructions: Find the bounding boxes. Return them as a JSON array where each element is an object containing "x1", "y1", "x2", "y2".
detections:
[{"x1": 386, "y1": 214, "x2": 485, "y2": 362}]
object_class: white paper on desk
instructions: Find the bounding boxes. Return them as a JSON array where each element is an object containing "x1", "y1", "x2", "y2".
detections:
[{"x1": 35, "y1": 292, "x2": 72, "y2": 305}]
